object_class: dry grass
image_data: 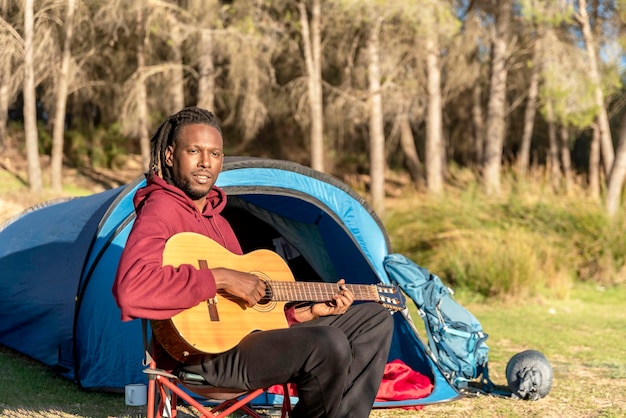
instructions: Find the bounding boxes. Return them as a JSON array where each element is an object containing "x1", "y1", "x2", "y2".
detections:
[{"x1": 2, "y1": 285, "x2": 624, "y2": 418}]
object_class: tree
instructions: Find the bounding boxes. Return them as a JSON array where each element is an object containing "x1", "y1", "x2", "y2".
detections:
[
  {"x1": 196, "y1": 26, "x2": 216, "y2": 111},
  {"x1": 115, "y1": 0, "x2": 192, "y2": 169},
  {"x1": 216, "y1": 1, "x2": 275, "y2": 149},
  {"x1": 534, "y1": 8, "x2": 617, "y2": 198},
  {"x1": 516, "y1": 37, "x2": 541, "y2": 176},
  {"x1": 397, "y1": 101, "x2": 423, "y2": 190},
  {"x1": 50, "y1": 0, "x2": 77, "y2": 192},
  {"x1": 574, "y1": 0, "x2": 614, "y2": 176},
  {"x1": 483, "y1": 0, "x2": 512, "y2": 195},
  {"x1": 424, "y1": 7, "x2": 444, "y2": 194},
  {"x1": 1, "y1": 0, "x2": 625, "y2": 217},
  {"x1": 545, "y1": 99, "x2": 561, "y2": 190},
  {"x1": 606, "y1": 111, "x2": 626, "y2": 216},
  {"x1": 0, "y1": 2, "x2": 23, "y2": 152},
  {"x1": 135, "y1": 5, "x2": 149, "y2": 169},
  {"x1": 22, "y1": 0, "x2": 42, "y2": 192},
  {"x1": 190, "y1": 0, "x2": 221, "y2": 111},
  {"x1": 605, "y1": 0, "x2": 626, "y2": 216},
  {"x1": 164, "y1": 9, "x2": 185, "y2": 114},
  {"x1": 298, "y1": 0, "x2": 325, "y2": 172},
  {"x1": 559, "y1": 125, "x2": 573, "y2": 194},
  {"x1": 366, "y1": 13, "x2": 386, "y2": 217}
]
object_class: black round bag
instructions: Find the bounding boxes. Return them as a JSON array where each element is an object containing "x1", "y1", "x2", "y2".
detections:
[{"x1": 505, "y1": 349, "x2": 553, "y2": 400}]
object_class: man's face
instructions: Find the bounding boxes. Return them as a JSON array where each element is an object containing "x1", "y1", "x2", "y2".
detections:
[{"x1": 165, "y1": 123, "x2": 224, "y2": 208}]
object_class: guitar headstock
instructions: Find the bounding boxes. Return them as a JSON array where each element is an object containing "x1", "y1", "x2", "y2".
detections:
[{"x1": 375, "y1": 283, "x2": 406, "y2": 312}]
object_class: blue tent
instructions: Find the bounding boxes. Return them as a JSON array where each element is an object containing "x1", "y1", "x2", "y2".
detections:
[{"x1": 0, "y1": 157, "x2": 460, "y2": 408}]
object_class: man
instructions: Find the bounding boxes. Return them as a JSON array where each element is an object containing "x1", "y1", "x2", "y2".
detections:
[{"x1": 113, "y1": 106, "x2": 394, "y2": 417}]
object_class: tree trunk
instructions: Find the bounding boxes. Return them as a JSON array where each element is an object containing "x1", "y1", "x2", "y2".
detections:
[
  {"x1": 0, "y1": 60, "x2": 9, "y2": 151},
  {"x1": 576, "y1": 0, "x2": 614, "y2": 175},
  {"x1": 425, "y1": 26, "x2": 444, "y2": 194},
  {"x1": 559, "y1": 125, "x2": 573, "y2": 195},
  {"x1": 367, "y1": 16, "x2": 385, "y2": 217},
  {"x1": 169, "y1": 19, "x2": 185, "y2": 114},
  {"x1": 398, "y1": 108, "x2": 423, "y2": 190},
  {"x1": 472, "y1": 83, "x2": 484, "y2": 166},
  {"x1": 606, "y1": 111, "x2": 626, "y2": 216},
  {"x1": 546, "y1": 101, "x2": 560, "y2": 191},
  {"x1": 589, "y1": 124, "x2": 601, "y2": 200},
  {"x1": 299, "y1": 0, "x2": 324, "y2": 172},
  {"x1": 51, "y1": 0, "x2": 76, "y2": 192},
  {"x1": 23, "y1": 0, "x2": 42, "y2": 192},
  {"x1": 197, "y1": 29, "x2": 216, "y2": 112},
  {"x1": 517, "y1": 38, "x2": 540, "y2": 177},
  {"x1": 136, "y1": 7, "x2": 150, "y2": 170},
  {"x1": 483, "y1": 0, "x2": 511, "y2": 195}
]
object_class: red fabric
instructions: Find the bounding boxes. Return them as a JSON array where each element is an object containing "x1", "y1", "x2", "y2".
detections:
[
  {"x1": 112, "y1": 175, "x2": 242, "y2": 321},
  {"x1": 268, "y1": 359, "x2": 433, "y2": 410},
  {"x1": 375, "y1": 359, "x2": 433, "y2": 409},
  {"x1": 283, "y1": 304, "x2": 299, "y2": 326},
  {"x1": 269, "y1": 382, "x2": 299, "y2": 397}
]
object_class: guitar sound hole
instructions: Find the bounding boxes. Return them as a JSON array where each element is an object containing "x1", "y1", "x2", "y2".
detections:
[{"x1": 250, "y1": 271, "x2": 277, "y2": 312}]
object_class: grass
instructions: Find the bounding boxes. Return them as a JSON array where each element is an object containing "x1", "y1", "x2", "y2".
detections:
[
  {"x1": 1, "y1": 283, "x2": 625, "y2": 417},
  {"x1": 1, "y1": 165, "x2": 626, "y2": 417},
  {"x1": 390, "y1": 283, "x2": 626, "y2": 418}
]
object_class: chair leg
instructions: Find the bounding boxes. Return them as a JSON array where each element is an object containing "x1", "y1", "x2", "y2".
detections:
[
  {"x1": 145, "y1": 364, "x2": 292, "y2": 418},
  {"x1": 154, "y1": 374, "x2": 269, "y2": 418},
  {"x1": 147, "y1": 376, "x2": 156, "y2": 418},
  {"x1": 148, "y1": 376, "x2": 176, "y2": 418},
  {"x1": 207, "y1": 392, "x2": 265, "y2": 418}
]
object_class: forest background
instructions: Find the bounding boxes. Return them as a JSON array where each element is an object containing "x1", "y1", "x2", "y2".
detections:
[
  {"x1": 1, "y1": 0, "x2": 626, "y2": 216},
  {"x1": 1, "y1": 1, "x2": 626, "y2": 416}
]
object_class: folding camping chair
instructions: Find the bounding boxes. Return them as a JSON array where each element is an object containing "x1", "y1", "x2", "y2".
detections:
[
  {"x1": 144, "y1": 356, "x2": 292, "y2": 418},
  {"x1": 141, "y1": 322, "x2": 291, "y2": 418}
]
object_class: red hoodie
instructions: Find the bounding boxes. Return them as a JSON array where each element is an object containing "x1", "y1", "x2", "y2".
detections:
[{"x1": 112, "y1": 175, "x2": 242, "y2": 322}]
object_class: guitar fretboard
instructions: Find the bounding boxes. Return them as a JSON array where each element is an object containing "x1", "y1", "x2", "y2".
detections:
[{"x1": 265, "y1": 282, "x2": 380, "y2": 303}]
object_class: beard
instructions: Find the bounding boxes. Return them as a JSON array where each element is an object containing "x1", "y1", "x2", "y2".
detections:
[{"x1": 171, "y1": 176, "x2": 210, "y2": 201}]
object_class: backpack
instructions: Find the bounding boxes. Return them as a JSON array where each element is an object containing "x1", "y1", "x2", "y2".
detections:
[{"x1": 384, "y1": 253, "x2": 492, "y2": 389}]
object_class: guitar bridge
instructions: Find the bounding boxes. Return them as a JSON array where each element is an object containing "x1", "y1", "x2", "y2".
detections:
[
  {"x1": 198, "y1": 259, "x2": 220, "y2": 321},
  {"x1": 207, "y1": 297, "x2": 219, "y2": 321}
]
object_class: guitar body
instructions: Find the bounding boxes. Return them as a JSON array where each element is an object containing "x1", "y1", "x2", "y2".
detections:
[{"x1": 152, "y1": 232, "x2": 295, "y2": 360}]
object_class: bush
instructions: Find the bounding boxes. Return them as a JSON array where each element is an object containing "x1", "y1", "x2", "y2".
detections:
[{"x1": 385, "y1": 169, "x2": 626, "y2": 301}]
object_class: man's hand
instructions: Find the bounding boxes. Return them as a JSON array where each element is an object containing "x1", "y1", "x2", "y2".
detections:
[
  {"x1": 293, "y1": 279, "x2": 354, "y2": 322},
  {"x1": 311, "y1": 279, "x2": 354, "y2": 317},
  {"x1": 212, "y1": 267, "x2": 266, "y2": 307}
]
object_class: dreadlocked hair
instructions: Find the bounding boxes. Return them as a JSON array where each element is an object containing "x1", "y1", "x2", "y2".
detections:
[{"x1": 148, "y1": 106, "x2": 222, "y2": 184}]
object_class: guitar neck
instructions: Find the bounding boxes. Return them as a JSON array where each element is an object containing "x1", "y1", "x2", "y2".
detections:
[{"x1": 265, "y1": 282, "x2": 380, "y2": 303}]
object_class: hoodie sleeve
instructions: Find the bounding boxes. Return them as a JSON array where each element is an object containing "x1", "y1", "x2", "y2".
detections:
[{"x1": 112, "y1": 202, "x2": 218, "y2": 322}]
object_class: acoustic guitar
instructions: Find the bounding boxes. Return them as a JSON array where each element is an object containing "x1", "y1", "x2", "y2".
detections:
[{"x1": 151, "y1": 232, "x2": 405, "y2": 361}]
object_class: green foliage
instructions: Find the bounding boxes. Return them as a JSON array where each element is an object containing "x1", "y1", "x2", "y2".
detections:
[
  {"x1": 64, "y1": 123, "x2": 130, "y2": 169},
  {"x1": 37, "y1": 122, "x2": 52, "y2": 155},
  {"x1": 386, "y1": 168, "x2": 626, "y2": 301},
  {"x1": 539, "y1": 62, "x2": 598, "y2": 128},
  {"x1": 518, "y1": 0, "x2": 574, "y2": 26}
]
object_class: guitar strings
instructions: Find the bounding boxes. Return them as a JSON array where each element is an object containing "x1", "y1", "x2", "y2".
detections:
[{"x1": 264, "y1": 282, "x2": 380, "y2": 302}]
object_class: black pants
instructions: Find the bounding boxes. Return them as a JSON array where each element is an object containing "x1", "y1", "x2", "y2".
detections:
[{"x1": 181, "y1": 302, "x2": 394, "y2": 418}]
